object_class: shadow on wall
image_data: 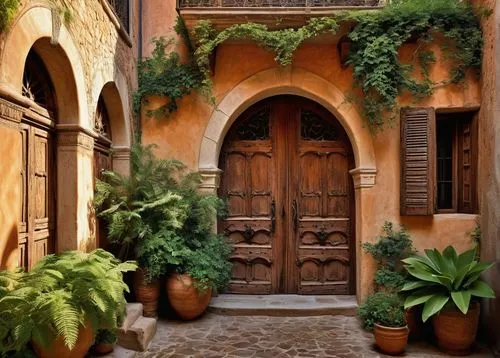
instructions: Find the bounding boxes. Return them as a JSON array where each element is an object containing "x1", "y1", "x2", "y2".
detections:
[{"x1": 0, "y1": 225, "x2": 18, "y2": 269}]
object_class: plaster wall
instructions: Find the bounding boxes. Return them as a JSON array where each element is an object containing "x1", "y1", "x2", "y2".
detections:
[{"x1": 141, "y1": 36, "x2": 481, "y2": 299}]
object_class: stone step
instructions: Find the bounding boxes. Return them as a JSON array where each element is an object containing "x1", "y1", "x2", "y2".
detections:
[
  {"x1": 208, "y1": 294, "x2": 358, "y2": 317},
  {"x1": 117, "y1": 316, "x2": 157, "y2": 352},
  {"x1": 121, "y1": 303, "x2": 144, "y2": 332}
]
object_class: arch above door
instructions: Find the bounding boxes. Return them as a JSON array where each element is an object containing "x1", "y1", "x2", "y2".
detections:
[{"x1": 198, "y1": 67, "x2": 377, "y2": 192}]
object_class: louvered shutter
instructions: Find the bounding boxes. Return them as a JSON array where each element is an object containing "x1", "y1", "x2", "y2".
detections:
[
  {"x1": 400, "y1": 108, "x2": 436, "y2": 215},
  {"x1": 458, "y1": 115, "x2": 477, "y2": 213}
]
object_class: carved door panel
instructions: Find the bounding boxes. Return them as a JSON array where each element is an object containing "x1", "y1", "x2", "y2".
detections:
[
  {"x1": 19, "y1": 124, "x2": 55, "y2": 270},
  {"x1": 219, "y1": 106, "x2": 283, "y2": 294},
  {"x1": 94, "y1": 143, "x2": 112, "y2": 250},
  {"x1": 219, "y1": 97, "x2": 354, "y2": 294},
  {"x1": 288, "y1": 106, "x2": 354, "y2": 294}
]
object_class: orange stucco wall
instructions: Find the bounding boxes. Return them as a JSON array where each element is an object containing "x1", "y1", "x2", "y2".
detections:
[{"x1": 142, "y1": 1, "x2": 482, "y2": 300}]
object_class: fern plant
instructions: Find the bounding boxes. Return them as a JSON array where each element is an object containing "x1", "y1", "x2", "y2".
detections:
[
  {"x1": 0, "y1": 249, "x2": 137, "y2": 354},
  {"x1": 95, "y1": 143, "x2": 232, "y2": 289}
]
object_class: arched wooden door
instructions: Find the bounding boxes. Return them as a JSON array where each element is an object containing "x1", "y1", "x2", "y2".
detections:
[{"x1": 219, "y1": 96, "x2": 355, "y2": 295}]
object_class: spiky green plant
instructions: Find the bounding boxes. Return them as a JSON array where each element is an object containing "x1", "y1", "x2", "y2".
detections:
[
  {"x1": 0, "y1": 249, "x2": 136, "y2": 354},
  {"x1": 401, "y1": 246, "x2": 495, "y2": 322}
]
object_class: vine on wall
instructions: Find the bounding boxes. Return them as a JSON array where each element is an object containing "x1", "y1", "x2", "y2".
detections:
[
  {"x1": 135, "y1": 0, "x2": 486, "y2": 130},
  {"x1": 0, "y1": 0, "x2": 19, "y2": 32}
]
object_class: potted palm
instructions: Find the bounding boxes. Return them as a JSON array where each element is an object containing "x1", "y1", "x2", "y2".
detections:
[
  {"x1": 401, "y1": 246, "x2": 495, "y2": 355},
  {"x1": 0, "y1": 249, "x2": 136, "y2": 357},
  {"x1": 358, "y1": 292, "x2": 409, "y2": 355}
]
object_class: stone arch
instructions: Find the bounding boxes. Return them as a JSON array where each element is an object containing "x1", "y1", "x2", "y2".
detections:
[
  {"x1": 0, "y1": 5, "x2": 89, "y2": 128},
  {"x1": 199, "y1": 67, "x2": 377, "y2": 186}
]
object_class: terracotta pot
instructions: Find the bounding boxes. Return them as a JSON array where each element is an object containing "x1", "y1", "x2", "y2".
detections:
[
  {"x1": 134, "y1": 268, "x2": 161, "y2": 317},
  {"x1": 32, "y1": 320, "x2": 94, "y2": 358},
  {"x1": 374, "y1": 324, "x2": 409, "y2": 356},
  {"x1": 432, "y1": 301, "x2": 480, "y2": 355},
  {"x1": 92, "y1": 342, "x2": 115, "y2": 355},
  {"x1": 166, "y1": 273, "x2": 211, "y2": 320},
  {"x1": 405, "y1": 307, "x2": 423, "y2": 341}
]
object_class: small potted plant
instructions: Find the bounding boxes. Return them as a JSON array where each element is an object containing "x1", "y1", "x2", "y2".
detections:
[
  {"x1": 401, "y1": 246, "x2": 495, "y2": 355},
  {"x1": 92, "y1": 329, "x2": 117, "y2": 355},
  {"x1": 359, "y1": 292, "x2": 409, "y2": 355}
]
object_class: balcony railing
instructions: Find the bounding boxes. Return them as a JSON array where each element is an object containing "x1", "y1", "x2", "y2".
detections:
[
  {"x1": 178, "y1": 0, "x2": 381, "y2": 8},
  {"x1": 107, "y1": 0, "x2": 130, "y2": 33}
]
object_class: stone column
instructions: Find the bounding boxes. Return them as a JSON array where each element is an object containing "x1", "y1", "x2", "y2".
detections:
[
  {"x1": 111, "y1": 145, "x2": 131, "y2": 176},
  {"x1": 56, "y1": 125, "x2": 96, "y2": 253},
  {"x1": 349, "y1": 167, "x2": 377, "y2": 302}
]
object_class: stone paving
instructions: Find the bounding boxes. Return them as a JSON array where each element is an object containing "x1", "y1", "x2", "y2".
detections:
[{"x1": 135, "y1": 314, "x2": 493, "y2": 358}]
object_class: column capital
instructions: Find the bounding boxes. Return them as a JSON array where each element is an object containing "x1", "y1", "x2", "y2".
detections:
[
  {"x1": 349, "y1": 167, "x2": 377, "y2": 189},
  {"x1": 57, "y1": 125, "x2": 95, "y2": 151},
  {"x1": 199, "y1": 167, "x2": 223, "y2": 195}
]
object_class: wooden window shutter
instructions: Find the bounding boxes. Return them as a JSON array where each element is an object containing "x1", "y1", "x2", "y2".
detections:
[
  {"x1": 458, "y1": 115, "x2": 477, "y2": 213},
  {"x1": 400, "y1": 108, "x2": 436, "y2": 215}
]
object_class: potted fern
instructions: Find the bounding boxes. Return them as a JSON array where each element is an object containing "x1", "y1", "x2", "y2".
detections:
[
  {"x1": 92, "y1": 329, "x2": 117, "y2": 355},
  {"x1": 401, "y1": 246, "x2": 495, "y2": 355},
  {"x1": 359, "y1": 292, "x2": 409, "y2": 355},
  {"x1": 95, "y1": 144, "x2": 232, "y2": 319},
  {"x1": 0, "y1": 249, "x2": 136, "y2": 357}
]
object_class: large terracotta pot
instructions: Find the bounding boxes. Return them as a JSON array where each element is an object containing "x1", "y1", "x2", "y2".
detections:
[
  {"x1": 374, "y1": 324, "x2": 409, "y2": 356},
  {"x1": 432, "y1": 301, "x2": 480, "y2": 355},
  {"x1": 32, "y1": 320, "x2": 94, "y2": 358},
  {"x1": 166, "y1": 273, "x2": 211, "y2": 320},
  {"x1": 134, "y1": 268, "x2": 161, "y2": 317}
]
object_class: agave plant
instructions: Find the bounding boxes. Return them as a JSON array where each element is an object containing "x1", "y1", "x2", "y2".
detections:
[
  {"x1": 0, "y1": 249, "x2": 137, "y2": 354},
  {"x1": 401, "y1": 246, "x2": 495, "y2": 322}
]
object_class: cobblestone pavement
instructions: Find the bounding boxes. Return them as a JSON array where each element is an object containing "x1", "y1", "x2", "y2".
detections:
[{"x1": 136, "y1": 314, "x2": 493, "y2": 358}]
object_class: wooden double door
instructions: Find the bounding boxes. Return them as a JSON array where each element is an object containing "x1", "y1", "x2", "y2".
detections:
[{"x1": 219, "y1": 96, "x2": 355, "y2": 295}]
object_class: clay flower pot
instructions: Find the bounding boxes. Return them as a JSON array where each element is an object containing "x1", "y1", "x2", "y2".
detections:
[
  {"x1": 92, "y1": 342, "x2": 115, "y2": 355},
  {"x1": 134, "y1": 268, "x2": 161, "y2": 317},
  {"x1": 432, "y1": 301, "x2": 480, "y2": 355},
  {"x1": 32, "y1": 320, "x2": 94, "y2": 358},
  {"x1": 166, "y1": 273, "x2": 212, "y2": 320},
  {"x1": 374, "y1": 324, "x2": 409, "y2": 356}
]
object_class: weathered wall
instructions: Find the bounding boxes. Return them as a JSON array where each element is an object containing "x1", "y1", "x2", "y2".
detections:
[
  {"x1": 140, "y1": 0, "x2": 481, "y2": 301},
  {"x1": 472, "y1": 0, "x2": 500, "y2": 353},
  {"x1": 0, "y1": 0, "x2": 138, "y2": 268}
]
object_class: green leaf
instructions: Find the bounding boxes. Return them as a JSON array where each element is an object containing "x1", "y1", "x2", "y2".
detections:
[
  {"x1": 462, "y1": 262, "x2": 494, "y2": 288},
  {"x1": 451, "y1": 291, "x2": 471, "y2": 314},
  {"x1": 406, "y1": 266, "x2": 442, "y2": 284},
  {"x1": 468, "y1": 280, "x2": 495, "y2": 299},
  {"x1": 400, "y1": 280, "x2": 431, "y2": 292},
  {"x1": 404, "y1": 287, "x2": 440, "y2": 309},
  {"x1": 456, "y1": 248, "x2": 476, "y2": 271},
  {"x1": 422, "y1": 294, "x2": 450, "y2": 322}
]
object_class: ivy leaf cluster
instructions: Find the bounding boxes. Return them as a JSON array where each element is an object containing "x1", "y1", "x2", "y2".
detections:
[
  {"x1": 191, "y1": 0, "x2": 484, "y2": 130},
  {"x1": 0, "y1": 0, "x2": 19, "y2": 32}
]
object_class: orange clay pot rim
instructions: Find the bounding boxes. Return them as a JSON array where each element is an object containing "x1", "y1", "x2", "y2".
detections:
[{"x1": 374, "y1": 323, "x2": 409, "y2": 330}]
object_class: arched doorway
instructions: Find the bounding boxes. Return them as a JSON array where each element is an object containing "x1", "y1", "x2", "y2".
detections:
[
  {"x1": 218, "y1": 96, "x2": 355, "y2": 295},
  {"x1": 18, "y1": 49, "x2": 57, "y2": 269}
]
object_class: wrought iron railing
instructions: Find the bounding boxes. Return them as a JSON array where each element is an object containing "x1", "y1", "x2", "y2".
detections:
[
  {"x1": 178, "y1": 0, "x2": 380, "y2": 7},
  {"x1": 107, "y1": 0, "x2": 130, "y2": 32}
]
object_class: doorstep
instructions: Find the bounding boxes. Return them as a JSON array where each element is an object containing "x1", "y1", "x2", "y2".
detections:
[{"x1": 208, "y1": 294, "x2": 358, "y2": 317}]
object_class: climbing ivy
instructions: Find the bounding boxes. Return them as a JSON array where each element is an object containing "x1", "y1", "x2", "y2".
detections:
[
  {"x1": 133, "y1": 17, "x2": 204, "y2": 118},
  {"x1": 192, "y1": 0, "x2": 485, "y2": 129},
  {"x1": 0, "y1": 0, "x2": 19, "y2": 32}
]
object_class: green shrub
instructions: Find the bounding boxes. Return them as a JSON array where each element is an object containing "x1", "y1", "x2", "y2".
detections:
[
  {"x1": 402, "y1": 246, "x2": 495, "y2": 322},
  {"x1": 358, "y1": 292, "x2": 406, "y2": 330},
  {"x1": 0, "y1": 250, "x2": 136, "y2": 354}
]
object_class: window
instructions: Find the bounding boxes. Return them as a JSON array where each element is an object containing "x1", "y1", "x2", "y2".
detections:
[
  {"x1": 108, "y1": 0, "x2": 130, "y2": 33},
  {"x1": 400, "y1": 108, "x2": 477, "y2": 216}
]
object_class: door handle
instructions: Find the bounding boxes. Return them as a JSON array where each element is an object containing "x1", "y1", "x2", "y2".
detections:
[
  {"x1": 292, "y1": 199, "x2": 298, "y2": 232},
  {"x1": 270, "y1": 199, "x2": 276, "y2": 233}
]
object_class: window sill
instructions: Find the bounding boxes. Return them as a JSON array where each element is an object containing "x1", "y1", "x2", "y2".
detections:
[
  {"x1": 432, "y1": 213, "x2": 479, "y2": 220},
  {"x1": 99, "y1": 0, "x2": 132, "y2": 48}
]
